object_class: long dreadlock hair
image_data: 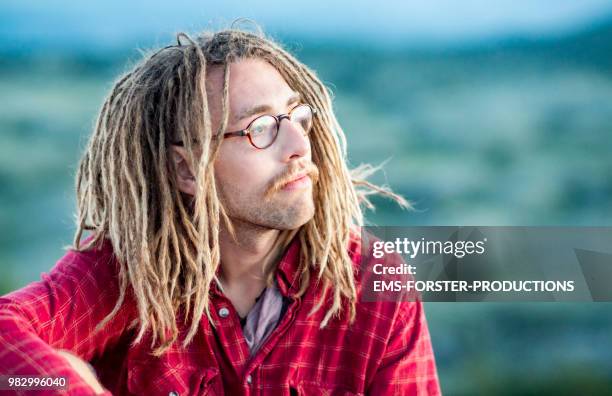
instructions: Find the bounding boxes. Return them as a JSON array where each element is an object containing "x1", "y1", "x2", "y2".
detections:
[{"x1": 73, "y1": 27, "x2": 409, "y2": 356}]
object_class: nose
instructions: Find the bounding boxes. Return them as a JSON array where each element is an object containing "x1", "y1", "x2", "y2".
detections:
[{"x1": 277, "y1": 118, "x2": 310, "y2": 161}]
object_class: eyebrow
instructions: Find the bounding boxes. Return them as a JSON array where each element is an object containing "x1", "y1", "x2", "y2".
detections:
[{"x1": 233, "y1": 92, "x2": 301, "y2": 123}]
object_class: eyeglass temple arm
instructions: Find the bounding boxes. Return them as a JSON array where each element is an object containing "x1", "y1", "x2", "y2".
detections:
[
  {"x1": 222, "y1": 130, "x2": 249, "y2": 139},
  {"x1": 171, "y1": 130, "x2": 247, "y2": 145}
]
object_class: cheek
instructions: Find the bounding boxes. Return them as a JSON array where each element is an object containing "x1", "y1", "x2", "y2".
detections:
[{"x1": 214, "y1": 145, "x2": 272, "y2": 199}]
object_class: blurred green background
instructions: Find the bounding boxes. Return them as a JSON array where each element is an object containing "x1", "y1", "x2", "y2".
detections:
[{"x1": 1, "y1": 1, "x2": 612, "y2": 395}]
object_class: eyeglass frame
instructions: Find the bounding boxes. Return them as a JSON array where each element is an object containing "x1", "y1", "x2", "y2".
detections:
[{"x1": 171, "y1": 103, "x2": 317, "y2": 149}]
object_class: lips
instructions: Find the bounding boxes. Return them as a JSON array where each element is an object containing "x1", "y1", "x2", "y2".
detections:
[{"x1": 282, "y1": 172, "x2": 312, "y2": 190}]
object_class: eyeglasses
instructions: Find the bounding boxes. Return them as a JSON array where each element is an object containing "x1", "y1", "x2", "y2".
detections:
[{"x1": 172, "y1": 103, "x2": 317, "y2": 149}]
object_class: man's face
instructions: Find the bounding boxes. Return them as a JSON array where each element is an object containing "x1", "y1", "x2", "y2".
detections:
[{"x1": 181, "y1": 58, "x2": 319, "y2": 230}]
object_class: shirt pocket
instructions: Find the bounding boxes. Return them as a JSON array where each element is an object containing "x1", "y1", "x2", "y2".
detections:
[
  {"x1": 292, "y1": 381, "x2": 363, "y2": 396},
  {"x1": 127, "y1": 361, "x2": 220, "y2": 396}
]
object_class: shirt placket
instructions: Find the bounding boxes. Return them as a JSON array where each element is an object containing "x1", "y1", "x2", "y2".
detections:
[
  {"x1": 243, "y1": 296, "x2": 301, "y2": 396},
  {"x1": 209, "y1": 286, "x2": 250, "y2": 365},
  {"x1": 209, "y1": 275, "x2": 301, "y2": 396}
]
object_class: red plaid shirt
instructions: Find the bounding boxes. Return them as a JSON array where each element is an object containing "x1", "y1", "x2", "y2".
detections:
[{"x1": 0, "y1": 233, "x2": 441, "y2": 395}]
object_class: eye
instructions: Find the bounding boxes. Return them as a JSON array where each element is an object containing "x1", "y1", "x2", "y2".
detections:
[
  {"x1": 290, "y1": 104, "x2": 314, "y2": 133},
  {"x1": 249, "y1": 116, "x2": 276, "y2": 136},
  {"x1": 248, "y1": 115, "x2": 279, "y2": 149}
]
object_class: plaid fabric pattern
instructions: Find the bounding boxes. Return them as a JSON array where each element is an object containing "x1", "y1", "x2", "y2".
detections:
[{"x1": 0, "y1": 233, "x2": 441, "y2": 395}]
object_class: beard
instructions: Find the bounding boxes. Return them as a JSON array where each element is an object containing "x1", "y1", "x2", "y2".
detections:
[{"x1": 216, "y1": 161, "x2": 319, "y2": 231}]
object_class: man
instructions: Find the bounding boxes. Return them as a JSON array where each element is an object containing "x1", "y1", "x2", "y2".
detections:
[{"x1": 0, "y1": 28, "x2": 441, "y2": 395}]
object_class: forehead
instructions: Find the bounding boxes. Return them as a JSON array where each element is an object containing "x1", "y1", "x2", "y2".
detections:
[{"x1": 206, "y1": 58, "x2": 295, "y2": 118}]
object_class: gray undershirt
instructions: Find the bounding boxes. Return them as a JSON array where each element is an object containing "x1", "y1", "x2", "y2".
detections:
[{"x1": 239, "y1": 279, "x2": 289, "y2": 357}]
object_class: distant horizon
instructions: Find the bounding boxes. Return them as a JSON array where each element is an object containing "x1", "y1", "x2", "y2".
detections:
[{"x1": 2, "y1": 0, "x2": 612, "y2": 51}]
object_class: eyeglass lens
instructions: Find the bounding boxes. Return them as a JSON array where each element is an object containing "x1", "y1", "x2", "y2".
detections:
[{"x1": 249, "y1": 104, "x2": 313, "y2": 149}]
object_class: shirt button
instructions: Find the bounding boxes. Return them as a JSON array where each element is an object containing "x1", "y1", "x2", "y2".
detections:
[
  {"x1": 169, "y1": 392, "x2": 179, "y2": 396},
  {"x1": 218, "y1": 307, "x2": 230, "y2": 318},
  {"x1": 246, "y1": 374, "x2": 253, "y2": 384}
]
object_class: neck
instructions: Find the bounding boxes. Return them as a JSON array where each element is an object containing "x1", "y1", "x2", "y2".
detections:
[{"x1": 218, "y1": 220, "x2": 288, "y2": 288}]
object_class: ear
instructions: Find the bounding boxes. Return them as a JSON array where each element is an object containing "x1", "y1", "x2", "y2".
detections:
[{"x1": 170, "y1": 145, "x2": 197, "y2": 196}]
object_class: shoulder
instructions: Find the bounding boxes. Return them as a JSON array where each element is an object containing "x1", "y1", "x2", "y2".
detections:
[
  {"x1": 346, "y1": 227, "x2": 407, "y2": 288},
  {"x1": 346, "y1": 226, "x2": 420, "y2": 331},
  {"x1": 54, "y1": 236, "x2": 120, "y2": 282}
]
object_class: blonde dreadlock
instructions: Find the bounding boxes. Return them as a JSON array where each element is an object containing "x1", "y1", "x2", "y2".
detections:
[{"x1": 73, "y1": 27, "x2": 409, "y2": 356}]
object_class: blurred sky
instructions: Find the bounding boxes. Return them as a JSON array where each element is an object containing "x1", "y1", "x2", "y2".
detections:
[{"x1": 2, "y1": 0, "x2": 612, "y2": 50}]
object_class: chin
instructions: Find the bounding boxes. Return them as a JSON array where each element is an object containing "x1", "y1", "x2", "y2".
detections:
[
  {"x1": 267, "y1": 200, "x2": 315, "y2": 231},
  {"x1": 287, "y1": 211, "x2": 315, "y2": 230}
]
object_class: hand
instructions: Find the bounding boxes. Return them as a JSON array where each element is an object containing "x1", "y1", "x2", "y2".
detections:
[{"x1": 56, "y1": 349, "x2": 106, "y2": 395}]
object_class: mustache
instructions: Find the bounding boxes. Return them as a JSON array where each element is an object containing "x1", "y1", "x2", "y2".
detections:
[{"x1": 264, "y1": 162, "x2": 320, "y2": 200}]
